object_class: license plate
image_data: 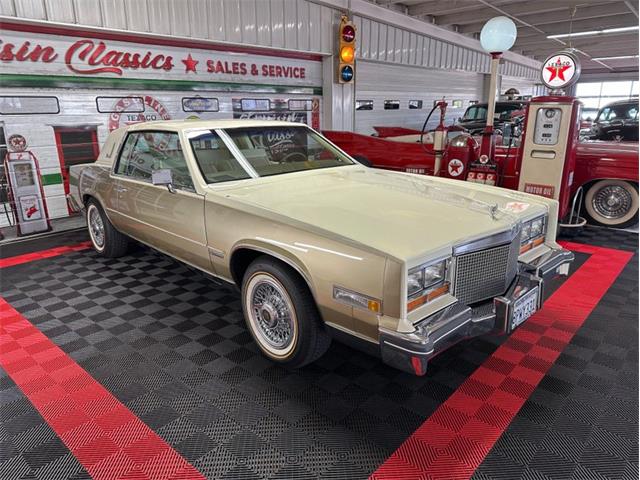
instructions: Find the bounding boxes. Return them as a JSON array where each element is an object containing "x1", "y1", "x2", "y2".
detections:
[{"x1": 511, "y1": 287, "x2": 539, "y2": 330}]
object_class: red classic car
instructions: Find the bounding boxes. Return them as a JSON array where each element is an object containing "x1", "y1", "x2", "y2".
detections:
[{"x1": 324, "y1": 127, "x2": 639, "y2": 228}]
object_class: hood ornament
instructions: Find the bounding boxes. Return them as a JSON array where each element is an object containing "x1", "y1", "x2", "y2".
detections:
[{"x1": 489, "y1": 203, "x2": 499, "y2": 220}]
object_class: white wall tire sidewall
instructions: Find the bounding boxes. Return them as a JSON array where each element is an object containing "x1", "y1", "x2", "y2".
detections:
[
  {"x1": 585, "y1": 180, "x2": 639, "y2": 227},
  {"x1": 87, "y1": 204, "x2": 106, "y2": 253},
  {"x1": 243, "y1": 272, "x2": 299, "y2": 360}
]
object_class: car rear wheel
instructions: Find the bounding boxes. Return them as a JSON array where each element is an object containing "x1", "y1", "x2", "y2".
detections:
[
  {"x1": 86, "y1": 199, "x2": 129, "y2": 257},
  {"x1": 241, "y1": 257, "x2": 331, "y2": 367},
  {"x1": 584, "y1": 180, "x2": 639, "y2": 228}
]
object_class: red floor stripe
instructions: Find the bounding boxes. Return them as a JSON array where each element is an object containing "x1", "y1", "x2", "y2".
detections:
[
  {"x1": 0, "y1": 242, "x2": 206, "y2": 480},
  {"x1": 0, "y1": 241, "x2": 91, "y2": 268},
  {"x1": 371, "y1": 243, "x2": 633, "y2": 480}
]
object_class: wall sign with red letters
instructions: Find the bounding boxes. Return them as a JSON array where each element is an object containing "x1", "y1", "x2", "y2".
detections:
[
  {"x1": 524, "y1": 183, "x2": 555, "y2": 198},
  {"x1": 0, "y1": 30, "x2": 321, "y2": 87}
]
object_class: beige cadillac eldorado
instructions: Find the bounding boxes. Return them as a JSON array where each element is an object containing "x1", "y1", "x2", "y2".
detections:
[{"x1": 69, "y1": 120, "x2": 573, "y2": 375}]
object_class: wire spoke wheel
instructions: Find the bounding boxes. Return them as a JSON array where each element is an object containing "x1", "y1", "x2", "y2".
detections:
[
  {"x1": 87, "y1": 204, "x2": 105, "y2": 250},
  {"x1": 245, "y1": 273, "x2": 297, "y2": 357}
]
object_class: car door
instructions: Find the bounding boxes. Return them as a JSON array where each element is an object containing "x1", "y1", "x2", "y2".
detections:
[{"x1": 112, "y1": 130, "x2": 210, "y2": 271}]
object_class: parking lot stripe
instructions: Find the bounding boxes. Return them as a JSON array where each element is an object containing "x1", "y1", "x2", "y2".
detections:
[{"x1": 370, "y1": 243, "x2": 632, "y2": 479}]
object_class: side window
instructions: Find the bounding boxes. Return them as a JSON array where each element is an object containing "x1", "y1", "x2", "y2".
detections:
[
  {"x1": 117, "y1": 131, "x2": 194, "y2": 190},
  {"x1": 116, "y1": 133, "x2": 139, "y2": 175},
  {"x1": 597, "y1": 107, "x2": 610, "y2": 122}
]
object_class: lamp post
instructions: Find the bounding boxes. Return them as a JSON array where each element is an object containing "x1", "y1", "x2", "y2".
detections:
[{"x1": 479, "y1": 16, "x2": 518, "y2": 160}]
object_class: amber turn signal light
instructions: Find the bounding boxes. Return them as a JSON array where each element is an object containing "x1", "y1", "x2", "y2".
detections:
[{"x1": 408, "y1": 283, "x2": 449, "y2": 311}]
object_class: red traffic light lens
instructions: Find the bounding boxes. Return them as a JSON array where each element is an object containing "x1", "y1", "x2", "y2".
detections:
[{"x1": 342, "y1": 25, "x2": 355, "y2": 42}]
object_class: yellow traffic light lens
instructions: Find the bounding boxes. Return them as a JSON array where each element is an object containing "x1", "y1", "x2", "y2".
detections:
[{"x1": 340, "y1": 46, "x2": 355, "y2": 63}]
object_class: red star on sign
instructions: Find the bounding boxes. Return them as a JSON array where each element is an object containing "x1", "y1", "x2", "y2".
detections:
[
  {"x1": 182, "y1": 54, "x2": 198, "y2": 73},
  {"x1": 450, "y1": 162, "x2": 461, "y2": 173},
  {"x1": 546, "y1": 58, "x2": 571, "y2": 82}
]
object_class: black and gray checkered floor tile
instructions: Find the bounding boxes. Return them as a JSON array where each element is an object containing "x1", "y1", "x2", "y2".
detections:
[{"x1": 0, "y1": 226, "x2": 637, "y2": 479}]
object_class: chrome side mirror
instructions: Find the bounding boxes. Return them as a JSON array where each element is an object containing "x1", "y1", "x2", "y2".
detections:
[{"x1": 152, "y1": 169, "x2": 176, "y2": 193}]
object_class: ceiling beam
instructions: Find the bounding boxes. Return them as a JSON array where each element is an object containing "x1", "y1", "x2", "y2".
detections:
[
  {"x1": 457, "y1": 3, "x2": 629, "y2": 33},
  {"x1": 624, "y1": 0, "x2": 639, "y2": 18},
  {"x1": 511, "y1": 14, "x2": 638, "y2": 38},
  {"x1": 513, "y1": 30, "x2": 639, "y2": 49},
  {"x1": 407, "y1": 0, "x2": 521, "y2": 18},
  {"x1": 435, "y1": 0, "x2": 613, "y2": 27},
  {"x1": 522, "y1": 44, "x2": 639, "y2": 58}
]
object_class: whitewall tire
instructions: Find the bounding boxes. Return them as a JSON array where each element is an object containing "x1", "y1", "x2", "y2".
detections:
[
  {"x1": 241, "y1": 257, "x2": 331, "y2": 368},
  {"x1": 584, "y1": 180, "x2": 639, "y2": 229},
  {"x1": 86, "y1": 199, "x2": 129, "y2": 257}
]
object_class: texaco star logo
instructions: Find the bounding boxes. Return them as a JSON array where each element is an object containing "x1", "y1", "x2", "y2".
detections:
[
  {"x1": 448, "y1": 158, "x2": 464, "y2": 177},
  {"x1": 546, "y1": 58, "x2": 571, "y2": 82},
  {"x1": 541, "y1": 52, "x2": 579, "y2": 89}
]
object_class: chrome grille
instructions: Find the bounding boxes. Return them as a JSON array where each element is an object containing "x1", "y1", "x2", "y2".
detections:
[{"x1": 453, "y1": 237, "x2": 519, "y2": 305}]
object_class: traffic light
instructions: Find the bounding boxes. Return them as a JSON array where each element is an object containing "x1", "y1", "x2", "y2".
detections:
[{"x1": 338, "y1": 16, "x2": 356, "y2": 83}]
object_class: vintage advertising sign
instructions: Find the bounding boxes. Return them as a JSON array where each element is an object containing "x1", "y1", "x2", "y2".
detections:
[
  {"x1": 524, "y1": 183, "x2": 555, "y2": 198},
  {"x1": 540, "y1": 51, "x2": 580, "y2": 90},
  {"x1": 0, "y1": 29, "x2": 322, "y2": 87},
  {"x1": 107, "y1": 95, "x2": 172, "y2": 131}
]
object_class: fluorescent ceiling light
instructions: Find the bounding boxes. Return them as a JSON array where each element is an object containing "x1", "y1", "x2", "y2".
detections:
[
  {"x1": 547, "y1": 26, "x2": 639, "y2": 39},
  {"x1": 591, "y1": 54, "x2": 639, "y2": 61}
]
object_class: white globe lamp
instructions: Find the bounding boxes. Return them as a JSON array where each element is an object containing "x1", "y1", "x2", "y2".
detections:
[
  {"x1": 480, "y1": 16, "x2": 517, "y2": 54},
  {"x1": 478, "y1": 16, "x2": 518, "y2": 159}
]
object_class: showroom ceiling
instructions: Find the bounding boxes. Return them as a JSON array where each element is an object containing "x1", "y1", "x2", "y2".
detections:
[{"x1": 369, "y1": 0, "x2": 639, "y2": 73}]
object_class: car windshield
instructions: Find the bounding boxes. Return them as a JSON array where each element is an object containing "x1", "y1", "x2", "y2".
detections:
[
  {"x1": 462, "y1": 104, "x2": 522, "y2": 121},
  {"x1": 189, "y1": 126, "x2": 355, "y2": 183}
]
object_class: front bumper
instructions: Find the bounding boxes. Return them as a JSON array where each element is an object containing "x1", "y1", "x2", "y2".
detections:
[{"x1": 379, "y1": 247, "x2": 574, "y2": 375}]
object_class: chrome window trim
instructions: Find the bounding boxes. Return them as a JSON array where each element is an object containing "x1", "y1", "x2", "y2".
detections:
[{"x1": 214, "y1": 128, "x2": 259, "y2": 179}]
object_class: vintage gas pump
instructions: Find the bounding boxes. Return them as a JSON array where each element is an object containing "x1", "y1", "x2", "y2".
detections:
[
  {"x1": 517, "y1": 51, "x2": 582, "y2": 221},
  {"x1": 432, "y1": 99, "x2": 448, "y2": 176},
  {"x1": 4, "y1": 134, "x2": 51, "y2": 236}
]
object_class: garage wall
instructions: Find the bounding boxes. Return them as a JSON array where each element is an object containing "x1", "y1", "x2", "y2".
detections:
[
  {"x1": 350, "y1": 2, "x2": 539, "y2": 81},
  {"x1": 0, "y1": 0, "x2": 340, "y2": 54},
  {"x1": 355, "y1": 61, "x2": 483, "y2": 134},
  {"x1": 501, "y1": 75, "x2": 543, "y2": 98}
]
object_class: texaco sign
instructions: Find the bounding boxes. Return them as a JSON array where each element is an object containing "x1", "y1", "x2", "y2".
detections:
[{"x1": 540, "y1": 51, "x2": 580, "y2": 90}]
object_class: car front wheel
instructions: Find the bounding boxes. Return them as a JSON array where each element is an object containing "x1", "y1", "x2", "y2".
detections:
[
  {"x1": 241, "y1": 257, "x2": 331, "y2": 368},
  {"x1": 584, "y1": 180, "x2": 639, "y2": 228},
  {"x1": 86, "y1": 199, "x2": 129, "y2": 257}
]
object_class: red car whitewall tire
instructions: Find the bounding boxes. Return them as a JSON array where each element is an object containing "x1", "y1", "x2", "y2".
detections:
[{"x1": 584, "y1": 180, "x2": 639, "y2": 228}]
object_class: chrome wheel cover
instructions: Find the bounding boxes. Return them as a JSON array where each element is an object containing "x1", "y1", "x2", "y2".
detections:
[
  {"x1": 592, "y1": 185, "x2": 633, "y2": 219},
  {"x1": 87, "y1": 205, "x2": 105, "y2": 250},
  {"x1": 245, "y1": 274, "x2": 297, "y2": 356}
]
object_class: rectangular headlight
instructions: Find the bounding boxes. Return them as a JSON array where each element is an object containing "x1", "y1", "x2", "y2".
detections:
[
  {"x1": 423, "y1": 262, "x2": 445, "y2": 288},
  {"x1": 407, "y1": 268, "x2": 425, "y2": 297},
  {"x1": 520, "y1": 222, "x2": 532, "y2": 244},
  {"x1": 520, "y1": 215, "x2": 547, "y2": 253},
  {"x1": 407, "y1": 259, "x2": 449, "y2": 311},
  {"x1": 530, "y1": 217, "x2": 544, "y2": 237}
]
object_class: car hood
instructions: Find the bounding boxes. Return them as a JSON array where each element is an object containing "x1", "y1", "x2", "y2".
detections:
[{"x1": 214, "y1": 166, "x2": 549, "y2": 262}]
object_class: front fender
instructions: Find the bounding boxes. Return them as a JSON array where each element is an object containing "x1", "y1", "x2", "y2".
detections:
[{"x1": 230, "y1": 238, "x2": 316, "y2": 297}]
